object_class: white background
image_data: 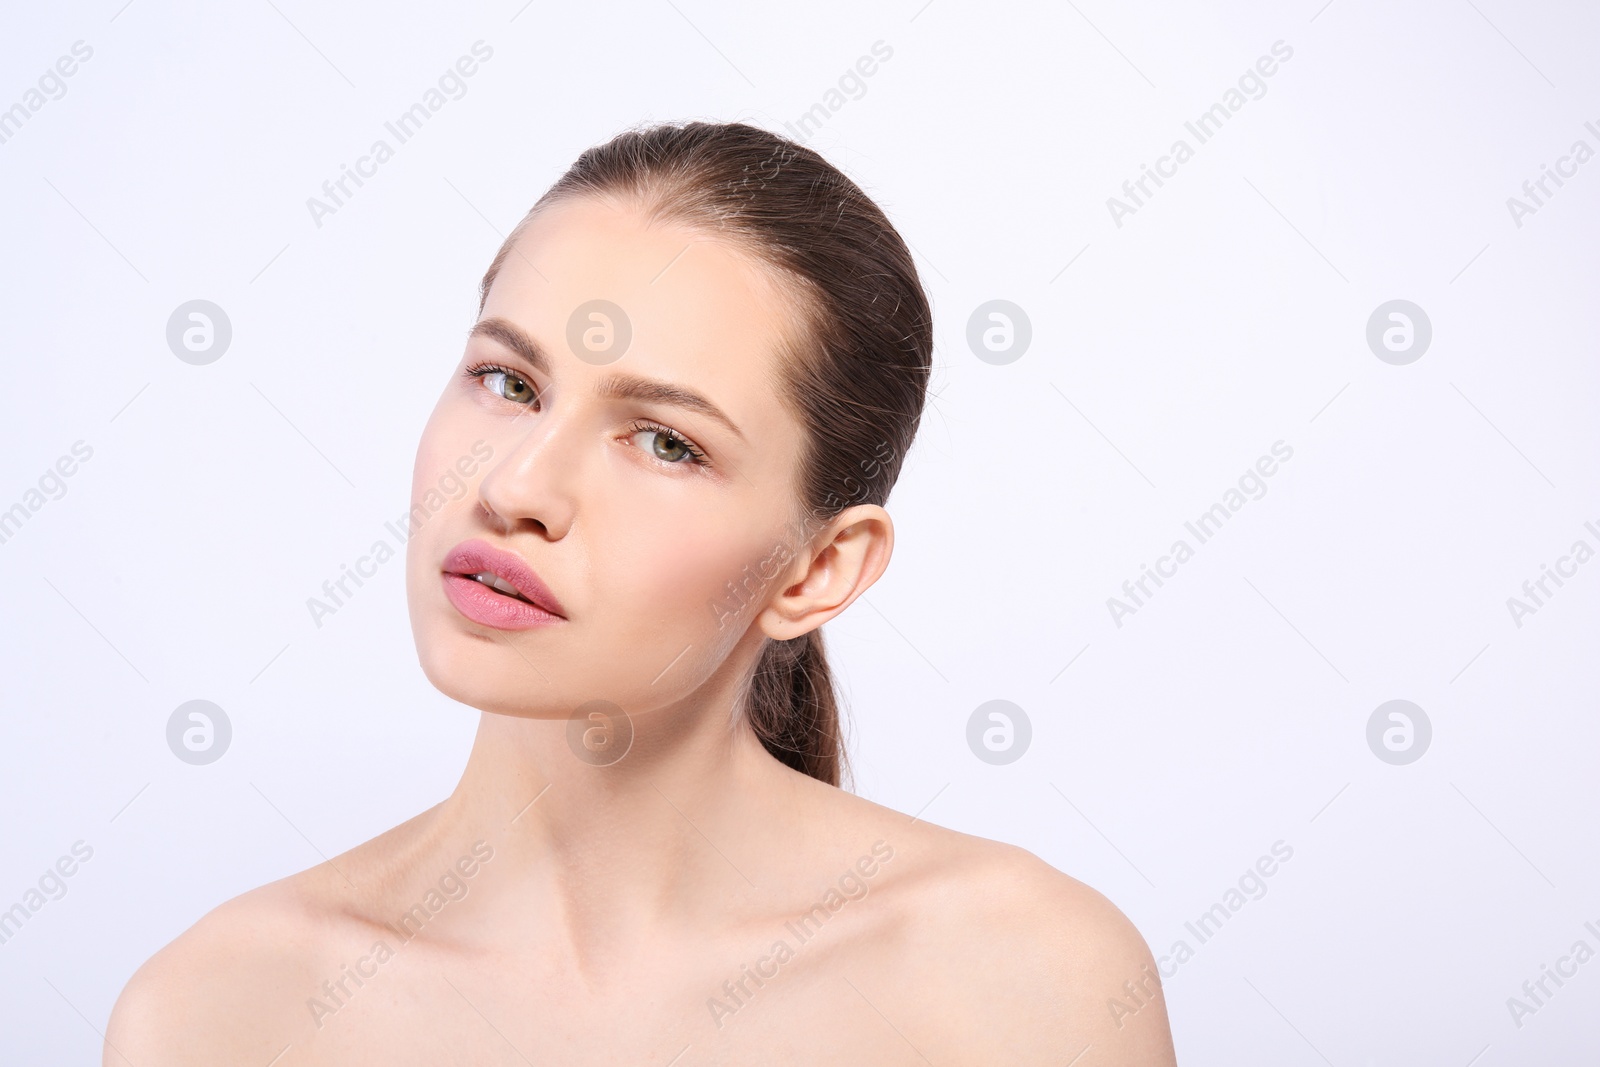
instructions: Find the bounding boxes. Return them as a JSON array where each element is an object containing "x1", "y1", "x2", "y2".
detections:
[{"x1": 2, "y1": 1, "x2": 1598, "y2": 1062}]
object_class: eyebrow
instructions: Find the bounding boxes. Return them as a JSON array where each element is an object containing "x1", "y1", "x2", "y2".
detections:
[{"x1": 467, "y1": 316, "x2": 746, "y2": 443}]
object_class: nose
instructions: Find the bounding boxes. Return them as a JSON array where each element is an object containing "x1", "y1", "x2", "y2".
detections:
[{"x1": 475, "y1": 409, "x2": 578, "y2": 539}]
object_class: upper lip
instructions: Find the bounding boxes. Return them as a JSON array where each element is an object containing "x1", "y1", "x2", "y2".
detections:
[{"x1": 442, "y1": 538, "x2": 566, "y2": 618}]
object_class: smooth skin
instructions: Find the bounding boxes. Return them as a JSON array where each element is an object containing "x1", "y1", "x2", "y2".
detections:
[{"x1": 104, "y1": 196, "x2": 1178, "y2": 1065}]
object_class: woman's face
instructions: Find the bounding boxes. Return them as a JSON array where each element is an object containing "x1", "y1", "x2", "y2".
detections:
[{"x1": 406, "y1": 194, "x2": 816, "y2": 720}]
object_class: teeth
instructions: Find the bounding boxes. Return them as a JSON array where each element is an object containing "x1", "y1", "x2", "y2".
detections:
[{"x1": 468, "y1": 571, "x2": 529, "y2": 602}]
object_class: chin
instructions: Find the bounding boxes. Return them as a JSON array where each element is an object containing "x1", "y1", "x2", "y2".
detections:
[{"x1": 408, "y1": 614, "x2": 550, "y2": 717}]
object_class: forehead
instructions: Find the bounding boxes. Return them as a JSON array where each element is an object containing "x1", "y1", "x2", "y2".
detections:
[{"x1": 479, "y1": 196, "x2": 804, "y2": 444}]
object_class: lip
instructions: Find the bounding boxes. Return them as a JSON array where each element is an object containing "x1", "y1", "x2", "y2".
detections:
[{"x1": 441, "y1": 538, "x2": 566, "y2": 630}]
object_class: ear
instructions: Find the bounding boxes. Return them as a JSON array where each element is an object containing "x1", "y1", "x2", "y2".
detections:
[{"x1": 757, "y1": 505, "x2": 894, "y2": 641}]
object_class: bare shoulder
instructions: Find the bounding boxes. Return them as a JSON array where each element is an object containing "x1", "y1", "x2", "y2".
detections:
[
  {"x1": 102, "y1": 866, "x2": 355, "y2": 1066},
  {"x1": 103, "y1": 803, "x2": 447, "y2": 1065},
  {"x1": 817, "y1": 786, "x2": 1177, "y2": 1065},
  {"x1": 903, "y1": 831, "x2": 1176, "y2": 1065}
]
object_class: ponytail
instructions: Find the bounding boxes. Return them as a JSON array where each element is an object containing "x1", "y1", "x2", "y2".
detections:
[{"x1": 746, "y1": 629, "x2": 848, "y2": 788}]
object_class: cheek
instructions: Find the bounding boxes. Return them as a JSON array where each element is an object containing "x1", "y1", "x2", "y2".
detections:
[
  {"x1": 613, "y1": 507, "x2": 791, "y2": 643},
  {"x1": 412, "y1": 399, "x2": 468, "y2": 502},
  {"x1": 406, "y1": 397, "x2": 476, "y2": 588}
]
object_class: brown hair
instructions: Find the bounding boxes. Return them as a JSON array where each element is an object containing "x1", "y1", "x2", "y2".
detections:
[{"x1": 476, "y1": 121, "x2": 932, "y2": 789}]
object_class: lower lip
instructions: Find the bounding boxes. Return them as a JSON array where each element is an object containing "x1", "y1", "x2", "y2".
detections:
[{"x1": 441, "y1": 573, "x2": 564, "y2": 631}]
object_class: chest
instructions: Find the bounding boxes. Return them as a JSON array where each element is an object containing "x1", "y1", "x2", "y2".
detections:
[{"x1": 278, "y1": 928, "x2": 946, "y2": 1065}]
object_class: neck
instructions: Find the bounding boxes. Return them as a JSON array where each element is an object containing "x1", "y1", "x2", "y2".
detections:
[{"x1": 412, "y1": 659, "x2": 816, "y2": 966}]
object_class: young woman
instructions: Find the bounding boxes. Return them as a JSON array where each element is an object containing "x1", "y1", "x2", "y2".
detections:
[{"x1": 106, "y1": 121, "x2": 1177, "y2": 1065}]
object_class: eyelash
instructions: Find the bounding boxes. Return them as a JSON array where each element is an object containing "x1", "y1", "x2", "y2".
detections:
[{"x1": 461, "y1": 361, "x2": 711, "y2": 468}]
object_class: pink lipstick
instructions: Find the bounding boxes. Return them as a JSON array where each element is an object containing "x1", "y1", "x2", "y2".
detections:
[{"x1": 441, "y1": 539, "x2": 566, "y2": 631}]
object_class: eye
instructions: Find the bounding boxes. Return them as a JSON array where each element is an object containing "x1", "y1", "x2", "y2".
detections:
[
  {"x1": 627, "y1": 419, "x2": 709, "y2": 467},
  {"x1": 463, "y1": 361, "x2": 538, "y2": 406}
]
